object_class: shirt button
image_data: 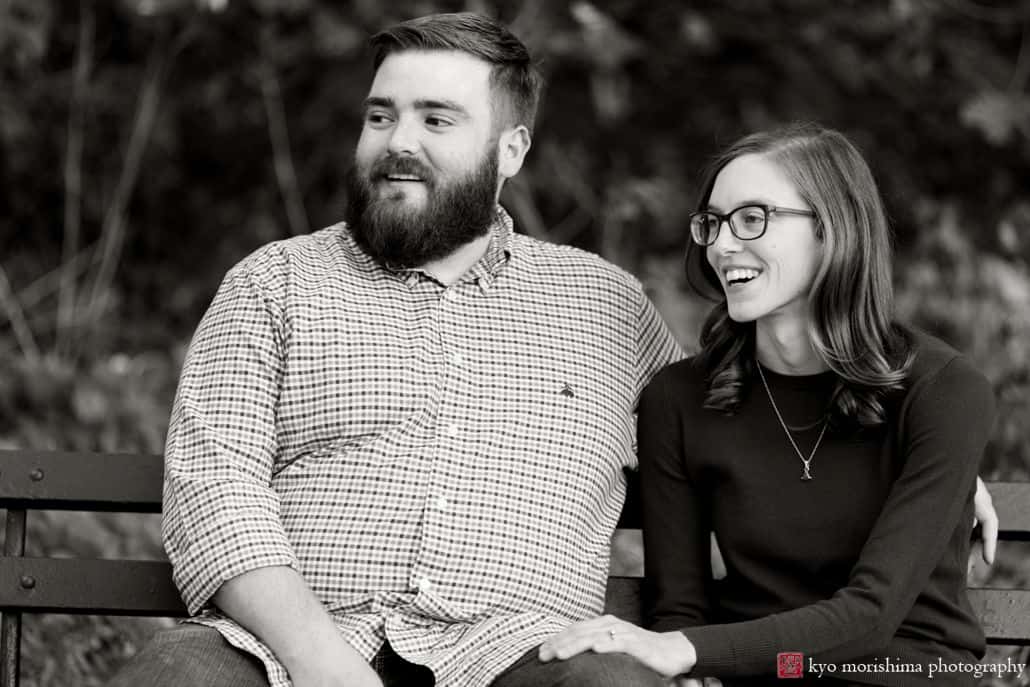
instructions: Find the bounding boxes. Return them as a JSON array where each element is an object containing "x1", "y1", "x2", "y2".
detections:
[
  {"x1": 446, "y1": 424, "x2": 459, "y2": 438},
  {"x1": 434, "y1": 496, "x2": 450, "y2": 511},
  {"x1": 417, "y1": 577, "x2": 432, "y2": 591},
  {"x1": 450, "y1": 352, "x2": 464, "y2": 366},
  {"x1": 444, "y1": 290, "x2": 458, "y2": 301}
]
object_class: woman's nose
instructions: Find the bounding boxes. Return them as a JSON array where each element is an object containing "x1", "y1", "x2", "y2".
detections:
[{"x1": 710, "y1": 218, "x2": 742, "y2": 253}]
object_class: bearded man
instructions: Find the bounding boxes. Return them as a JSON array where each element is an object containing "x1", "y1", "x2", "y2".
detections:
[{"x1": 107, "y1": 11, "x2": 682, "y2": 687}]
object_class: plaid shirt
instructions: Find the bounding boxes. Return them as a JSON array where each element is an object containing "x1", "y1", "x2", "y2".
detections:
[{"x1": 162, "y1": 207, "x2": 683, "y2": 687}]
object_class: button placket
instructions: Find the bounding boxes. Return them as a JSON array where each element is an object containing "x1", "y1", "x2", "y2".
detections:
[{"x1": 415, "y1": 282, "x2": 476, "y2": 605}]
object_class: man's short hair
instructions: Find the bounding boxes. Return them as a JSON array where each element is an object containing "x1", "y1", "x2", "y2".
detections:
[{"x1": 369, "y1": 12, "x2": 541, "y2": 133}]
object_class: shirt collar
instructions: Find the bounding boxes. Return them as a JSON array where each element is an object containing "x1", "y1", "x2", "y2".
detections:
[{"x1": 469, "y1": 206, "x2": 514, "y2": 292}]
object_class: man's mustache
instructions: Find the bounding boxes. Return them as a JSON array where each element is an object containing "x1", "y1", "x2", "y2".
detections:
[{"x1": 369, "y1": 155, "x2": 436, "y2": 186}]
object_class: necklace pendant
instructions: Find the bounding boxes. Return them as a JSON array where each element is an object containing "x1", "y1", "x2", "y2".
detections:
[{"x1": 801, "y1": 466, "x2": 813, "y2": 481}]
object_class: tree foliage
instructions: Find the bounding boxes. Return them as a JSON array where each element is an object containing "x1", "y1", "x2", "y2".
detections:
[{"x1": 1, "y1": 1, "x2": 1029, "y2": 684}]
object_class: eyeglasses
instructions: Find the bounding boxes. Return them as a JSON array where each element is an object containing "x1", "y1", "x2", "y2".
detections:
[{"x1": 689, "y1": 204, "x2": 817, "y2": 246}]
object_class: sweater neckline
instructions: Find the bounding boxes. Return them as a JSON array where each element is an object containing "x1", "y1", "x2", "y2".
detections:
[{"x1": 755, "y1": 363, "x2": 838, "y2": 391}]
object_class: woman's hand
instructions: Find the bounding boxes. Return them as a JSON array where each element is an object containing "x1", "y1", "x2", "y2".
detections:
[
  {"x1": 538, "y1": 615, "x2": 696, "y2": 677},
  {"x1": 973, "y1": 476, "x2": 998, "y2": 565}
]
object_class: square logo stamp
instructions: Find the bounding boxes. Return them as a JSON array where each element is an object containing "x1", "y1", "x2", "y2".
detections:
[{"x1": 777, "y1": 652, "x2": 804, "y2": 679}]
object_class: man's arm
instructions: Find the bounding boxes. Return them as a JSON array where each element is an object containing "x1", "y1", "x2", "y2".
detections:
[
  {"x1": 163, "y1": 254, "x2": 379, "y2": 686},
  {"x1": 214, "y1": 566, "x2": 382, "y2": 687}
]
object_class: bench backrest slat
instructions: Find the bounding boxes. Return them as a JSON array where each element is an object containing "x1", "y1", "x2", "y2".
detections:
[
  {"x1": 0, "y1": 452, "x2": 163, "y2": 512},
  {"x1": 0, "y1": 558, "x2": 185, "y2": 616},
  {"x1": 989, "y1": 482, "x2": 1030, "y2": 540},
  {"x1": 967, "y1": 589, "x2": 1030, "y2": 645}
]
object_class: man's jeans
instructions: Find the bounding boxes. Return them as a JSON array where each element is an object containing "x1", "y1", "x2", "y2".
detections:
[
  {"x1": 106, "y1": 623, "x2": 666, "y2": 687},
  {"x1": 105, "y1": 624, "x2": 433, "y2": 687}
]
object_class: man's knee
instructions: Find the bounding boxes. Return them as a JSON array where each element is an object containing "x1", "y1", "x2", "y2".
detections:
[
  {"x1": 552, "y1": 652, "x2": 666, "y2": 686},
  {"x1": 494, "y1": 648, "x2": 666, "y2": 687},
  {"x1": 107, "y1": 624, "x2": 268, "y2": 687}
]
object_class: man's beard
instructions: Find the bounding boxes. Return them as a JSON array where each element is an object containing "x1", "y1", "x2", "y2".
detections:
[{"x1": 345, "y1": 149, "x2": 499, "y2": 269}]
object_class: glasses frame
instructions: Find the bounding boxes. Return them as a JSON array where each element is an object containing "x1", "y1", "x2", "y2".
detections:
[{"x1": 689, "y1": 204, "x2": 817, "y2": 246}]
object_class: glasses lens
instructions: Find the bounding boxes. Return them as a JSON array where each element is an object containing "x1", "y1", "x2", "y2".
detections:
[
  {"x1": 729, "y1": 206, "x2": 767, "y2": 239},
  {"x1": 690, "y1": 213, "x2": 720, "y2": 245}
]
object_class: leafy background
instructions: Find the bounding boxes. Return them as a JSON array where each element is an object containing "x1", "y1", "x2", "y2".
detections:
[{"x1": 1, "y1": 0, "x2": 1028, "y2": 684}]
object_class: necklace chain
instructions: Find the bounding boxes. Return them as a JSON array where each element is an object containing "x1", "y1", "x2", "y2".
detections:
[{"x1": 756, "y1": 363, "x2": 829, "y2": 481}]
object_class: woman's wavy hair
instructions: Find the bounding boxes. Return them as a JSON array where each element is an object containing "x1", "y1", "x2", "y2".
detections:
[{"x1": 685, "y1": 123, "x2": 913, "y2": 428}]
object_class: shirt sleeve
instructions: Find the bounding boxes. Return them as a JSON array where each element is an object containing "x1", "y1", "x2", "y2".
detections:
[
  {"x1": 633, "y1": 287, "x2": 685, "y2": 404},
  {"x1": 639, "y1": 367, "x2": 713, "y2": 630},
  {"x1": 680, "y1": 356, "x2": 995, "y2": 676},
  {"x1": 162, "y1": 254, "x2": 299, "y2": 615}
]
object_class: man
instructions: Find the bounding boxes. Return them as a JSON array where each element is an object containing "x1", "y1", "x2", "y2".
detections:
[{"x1": 109, "y1": 12, "x2": 681, "y2": 687}]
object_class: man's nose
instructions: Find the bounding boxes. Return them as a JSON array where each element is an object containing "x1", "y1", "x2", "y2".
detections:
[{"x1": 386, "y1": 116, "x2": 420, "y2": 156}]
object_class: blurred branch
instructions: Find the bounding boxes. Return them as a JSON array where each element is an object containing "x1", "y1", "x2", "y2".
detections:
[
  {"x1": 543, "y1": 145, "x2": 598, "y2": 209},
  {"x1": 1011, "y1": 20, "x2": 1030, "y2": 92},
  {"x1": 508, "y1": 0, "x2": 549, "y2": 51},
  {"x1": 550, "y1": 206, "x2": 593, "y2": 245},
  {"x1": 502, "y1": 175, "x2": 549, "y2": 240},
  {"x1": 0, "y1": 263, "x2": 40, "y2": 366},
  {"x1": 57, "y1": 1, "x2": 94, "y2": 355},
  {"x1": 541, "y1": 144, "x2": 597, "y2": 243},
  {"x1": 258, "y1": 38, "x2": 309, "y2": 237},
  {"x1": 19, "y1": 243, "x2": 96, "y2": 312},
  {"x1": 939, "y1": 0, "x2": 1030, "y2": 24},
  {"x1": 80, "y1": 45, "x2": 166, "y2": 343}
]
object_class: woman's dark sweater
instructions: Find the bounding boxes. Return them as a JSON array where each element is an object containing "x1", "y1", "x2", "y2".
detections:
[{"x1": 638, "y1": 330, "x2": 995, "y2": 686}]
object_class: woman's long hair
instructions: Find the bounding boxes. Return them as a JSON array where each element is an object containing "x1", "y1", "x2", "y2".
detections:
[{"x1": 687, "y1": 123, "x2": 913, "y2": 428}]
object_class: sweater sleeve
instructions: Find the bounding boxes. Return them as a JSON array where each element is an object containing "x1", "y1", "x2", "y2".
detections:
[
  {"x1": 639, "y1": 367, "x2": 712, "y2": 631},
  {"x1": 681, "y1": 356, "x2": 995, "y2": 677}
]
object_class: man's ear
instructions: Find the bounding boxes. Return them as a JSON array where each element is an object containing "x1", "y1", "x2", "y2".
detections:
[{"x1": 497, "y1": 125, "x2": 531, "y2": 180}]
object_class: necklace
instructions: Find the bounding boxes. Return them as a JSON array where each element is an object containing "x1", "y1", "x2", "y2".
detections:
[{"x1": 756, "y1": 363, "x2": 829, "y2": 481}]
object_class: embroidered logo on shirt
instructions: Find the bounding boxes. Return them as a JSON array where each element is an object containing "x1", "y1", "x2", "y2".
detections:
[{"x1": 559, "y1": 383, "x2": 575, "y2": 398}]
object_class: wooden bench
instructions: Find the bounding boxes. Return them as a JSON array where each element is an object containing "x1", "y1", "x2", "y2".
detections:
[{"x1": 0, "y1": 450, "x2": 1027, "y2": 687}]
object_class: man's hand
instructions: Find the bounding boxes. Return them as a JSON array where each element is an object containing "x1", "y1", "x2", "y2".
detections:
[
  {"x1": 214, "y1": 566, "x2": 383, "y2": 687},
  {"x1": 973, "y1": 475, "x2": 998, "y2": 565},
  {"x1": 288, "y1": 652, "x2": 383, "y2": 687}
]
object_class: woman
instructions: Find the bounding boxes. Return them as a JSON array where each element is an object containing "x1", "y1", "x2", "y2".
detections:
[{"x1": 538, "y1": 124, "x2": 996, "y2": 685}]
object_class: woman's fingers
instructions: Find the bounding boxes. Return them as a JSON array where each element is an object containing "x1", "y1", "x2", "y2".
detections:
[
  {"x1": 973, "y1": 476, "x2": 998, "y2": 564},
  {"x1": 538, "y1": 616, "x2": 624, "y2": 661}
]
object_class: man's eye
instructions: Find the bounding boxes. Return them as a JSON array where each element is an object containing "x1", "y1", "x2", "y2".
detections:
[
  {"x1": 365, "y1": 112, "x2": 392, "y2": 125},
  {"x1": 425, "y1": 116, "x2": 452, "y2": 128}
]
